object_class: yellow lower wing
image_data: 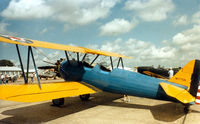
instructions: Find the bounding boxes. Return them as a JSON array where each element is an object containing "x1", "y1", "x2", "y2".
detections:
[
  {"x1": 160, "y1": 82, "x2": 195, "y2": 104},
  {"x1": 0, "y1": 82, "x2": 96, "y2": 102}
]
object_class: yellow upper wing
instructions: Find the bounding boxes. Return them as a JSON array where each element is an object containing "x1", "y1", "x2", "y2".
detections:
[
  {"x1": 0, "y1": 34, "x2": 130, "y2": 58},
  {"x1": 0, "y1": 82, "x2": 96, "y2": 102}
]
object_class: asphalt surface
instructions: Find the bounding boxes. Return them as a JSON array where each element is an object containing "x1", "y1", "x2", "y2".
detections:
[{"x1": 0, "y1": 79, "x2": 200, "y2": 124}]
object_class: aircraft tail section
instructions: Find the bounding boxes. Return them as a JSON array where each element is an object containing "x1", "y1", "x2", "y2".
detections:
[
  {"x1": 160, "y1": 82, "x2": 195, "y2": 104},
  {"x1": 191, "y1": 60, "x2": 200, "y2": 104},
  {"x1": 168, "y1": 60, "x2": 200, "y2": 104}
]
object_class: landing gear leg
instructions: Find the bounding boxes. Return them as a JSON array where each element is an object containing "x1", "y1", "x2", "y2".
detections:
[
  {"x1": 184, "y1": 104, "x2": 190, "y2": 114},
  {"x1": 52, "y1": 98, "x2": 64, "y2": 106},
  {"x1": 80, "y1": 94, "x2": 90, "y2": 101}
]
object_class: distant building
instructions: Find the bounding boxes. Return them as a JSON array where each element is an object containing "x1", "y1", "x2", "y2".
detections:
[
  {"x1": 0, "y1": 66, "x2": 22, "y2": 77},
  {"x1": 25, "y1": 69, "x2": 36, "y2": 77},
  {"x1": 0, "y1": 66, "x2": 36, "y2": 77}
]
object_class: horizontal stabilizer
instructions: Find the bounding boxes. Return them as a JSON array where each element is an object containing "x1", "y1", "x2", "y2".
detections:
[
  {"x1": 160, "y1": 82, "x2": 195, "y2": 104},
  {"x1": 0, "y1": 82, "x2": 96, "y2": 102}
]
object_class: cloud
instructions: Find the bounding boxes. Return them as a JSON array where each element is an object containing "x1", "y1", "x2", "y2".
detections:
[
  {"x1": 192, "y1": 11, "x2": 200, "y2": 24},
  {"x1": 87, "y1": 24, "x2": 200, "y2": 67},
  {"x1": 1, "y1": 0, "x2": 53, "y2": 20},
  {"x1": 40, "y1": 28, "x2": 48, "y2": 34},
  {"x1": 100, "y1": 18, "x2": 138, "y2": 36},
  {"x1": 170, "y1": 25, "x2": 200, "y2": 63},
  {"x1": 50, "y1": 0, "x2": 120, "y2": 25},
  {"x1": 124, "y1": 0, "x2": 175, "y2": 21},
  {"x1": 1, "y1": 0, "x2": 119, "y2": 25},
  {"x1": 0, "y1": 22, "x2": 9, "y2": 34},
  {"x1": 86, "y1": 38, "x2": 176, "y2": 67},
  {"x1": 173, "y1": 15, "x2": 188, "y2": 26},
  {"x1": 172, "y1": 25, "x2": 200, "y2": 45},
  {"x1": 0, "y1": 22, "x2": 15, "y2": 35}
]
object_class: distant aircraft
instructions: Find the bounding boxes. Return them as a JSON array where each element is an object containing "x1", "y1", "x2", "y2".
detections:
[
  {"x1": 38, "y1": 69, "x2": 57, "y2": 80},
  {"x1": 0, "y1": 34, "x2": 199, "y2": 113},
  {"x1": 137, "y1": 66, "x2": 180, "y2": 79}
]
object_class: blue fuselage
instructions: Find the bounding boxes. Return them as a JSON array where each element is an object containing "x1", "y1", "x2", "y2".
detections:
[{"x1": 60, "y1": 60, "x2": 187, "y2": 101}]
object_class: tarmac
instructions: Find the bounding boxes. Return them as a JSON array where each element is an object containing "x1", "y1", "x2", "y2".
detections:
[{"x1": 0, "y1": 78, "x2": 200, "y2": 124}]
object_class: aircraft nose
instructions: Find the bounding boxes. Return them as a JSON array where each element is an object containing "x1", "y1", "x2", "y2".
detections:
[{"x1": 60, "y1": 60, "x2": 85, "y2": 81}]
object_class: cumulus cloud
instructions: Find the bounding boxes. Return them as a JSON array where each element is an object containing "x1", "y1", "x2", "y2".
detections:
[
  {"x1": 86, "y1": 38, "x2": 176, "y2": 67},
  {"x1": 0, "y1": 22, "x2": 9, "y2": 34},
  {"x1": 173, "y1": 15, "x2": 188, "y2": 26},
  {"x1": 50, "y1": 0, "x2": 119, "y2": 25},
  {"x1": 40, "y1": 28, "x2": 48, "y2": 34},
  {"x1": 172, "y1": 25, "x2": 200, "y2": 45},
  {"x1": 124, "y1": 0, "x2": 175, "y2": 21},
  {"x1": 169, "y1": 25, "x2": 200, "y2": 64},
  {"x1": 1, "y1": 0, "x2": 119, "y2": 25},
  {"x1": 100, "y1": 18, "x2": 138, "y2": 36},
  {"x1": 87, "y1": 24, "x2": 200, "y2": 67},
  {"x1": 0, "y1": 22, "x2": 15, "y2": 35},
  {"x1": 1, "y1": 0, "x2": 53, "y2": 20},
  {"x1": 192, "y1": 11, "x2": 200, "y2": 24}
]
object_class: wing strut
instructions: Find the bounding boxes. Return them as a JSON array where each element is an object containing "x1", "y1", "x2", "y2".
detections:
[
  {"x1": 16, "y1": 45, "x2": 41, "y2": 88},
  {"x1": 30, "y1": 47, "x2": 41, "y2": 89},
  {"x1": 110, "y1": 56, "x2": 113, "y2": 70},
  {"x1": 16, "y1": 44, "x2": 27, "y2": 83},
  {"x1": 121, "y1": 58, "x2": 124, "y2": 69},
  {"x1": 65, "y1": 51, "x2": 70, "y2": 65},
  {"x1": 117, "y1": 57, "x2": 124, "y2": 69},
  {"x1": 26, "y1": 46, "x2": 31, "y2": 83},
  {"x1": 82, "y1": 53, "x2": 87, "y2": 62},
  {"x1": 77, "y1": 52, "x2": 79, "y2": 62},
  {"x1": 90, "y1": 55, "x2": 99, "y2": 65}
]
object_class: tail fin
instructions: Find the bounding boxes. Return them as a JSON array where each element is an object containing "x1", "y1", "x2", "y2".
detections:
[{"x1": 168, "y1": 60, "x2": 200, "y2": 104}]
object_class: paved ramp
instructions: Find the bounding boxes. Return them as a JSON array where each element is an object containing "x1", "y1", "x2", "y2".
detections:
[{"x1": 0, "y1": 92, "x2": 200, "y2": 124}]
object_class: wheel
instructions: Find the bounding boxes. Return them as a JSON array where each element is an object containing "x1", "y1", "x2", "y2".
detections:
[
  {"x1": 52, "y1": 98, "x2": 64, "y2": 106},
  {"x1": 80, "y1": 94, "x2": 90, "y2": 101},
  {"x1": 184, "y1": 104, "x2": 190, "y2": 114}
]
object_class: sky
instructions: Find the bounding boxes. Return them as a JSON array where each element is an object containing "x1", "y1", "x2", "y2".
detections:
[{"x1": 0, "y1": 0, "x2": 200, "y2": 68}]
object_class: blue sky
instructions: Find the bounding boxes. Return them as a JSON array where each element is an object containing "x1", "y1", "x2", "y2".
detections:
[{"x1": 0, "y1": 0, "x2": 200, "y2": 68}]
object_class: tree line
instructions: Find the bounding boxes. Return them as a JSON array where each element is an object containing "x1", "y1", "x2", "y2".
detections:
[{"x1": 0, "y1": 59, "x2": 14, "y2": 66}]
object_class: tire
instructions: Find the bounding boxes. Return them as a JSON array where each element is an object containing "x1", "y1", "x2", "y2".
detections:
[
  {"x1": 184, "y1": 104, "x2": 190, "y2": 114},
  {"x1": 52, "y1": 98, "x2": 64, "y2": 106},
  {"x1": 79, "y1": 94, "x2": 90, "y2": 101}
]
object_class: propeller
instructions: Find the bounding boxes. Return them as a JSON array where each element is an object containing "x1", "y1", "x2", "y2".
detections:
[{"x1": 38, "y1": 58, "x2": 65, "y2": 77}]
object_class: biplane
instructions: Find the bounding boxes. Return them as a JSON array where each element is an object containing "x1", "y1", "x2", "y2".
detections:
[{"x1": 0, "y1": 34, "x2": 200, "y2": 113}]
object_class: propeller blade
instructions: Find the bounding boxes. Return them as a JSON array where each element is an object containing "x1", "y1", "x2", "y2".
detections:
[
  {"x1": 38, "y1": 66, "x2": 56, "y2": 69},
  {"x1": 42, "y1": 60, "x2": 56, "y2": 65}
]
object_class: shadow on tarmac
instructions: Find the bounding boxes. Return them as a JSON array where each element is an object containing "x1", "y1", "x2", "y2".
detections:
[
  {"x1": 0, "y1": 92, "x2": 122, "y2": 124},
  {"x1": 1, "y1": 92, "x2": 199, "y2": 124},
  {"x1": 104, "y1": 101, "x2": 185, "y2": 122}
]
